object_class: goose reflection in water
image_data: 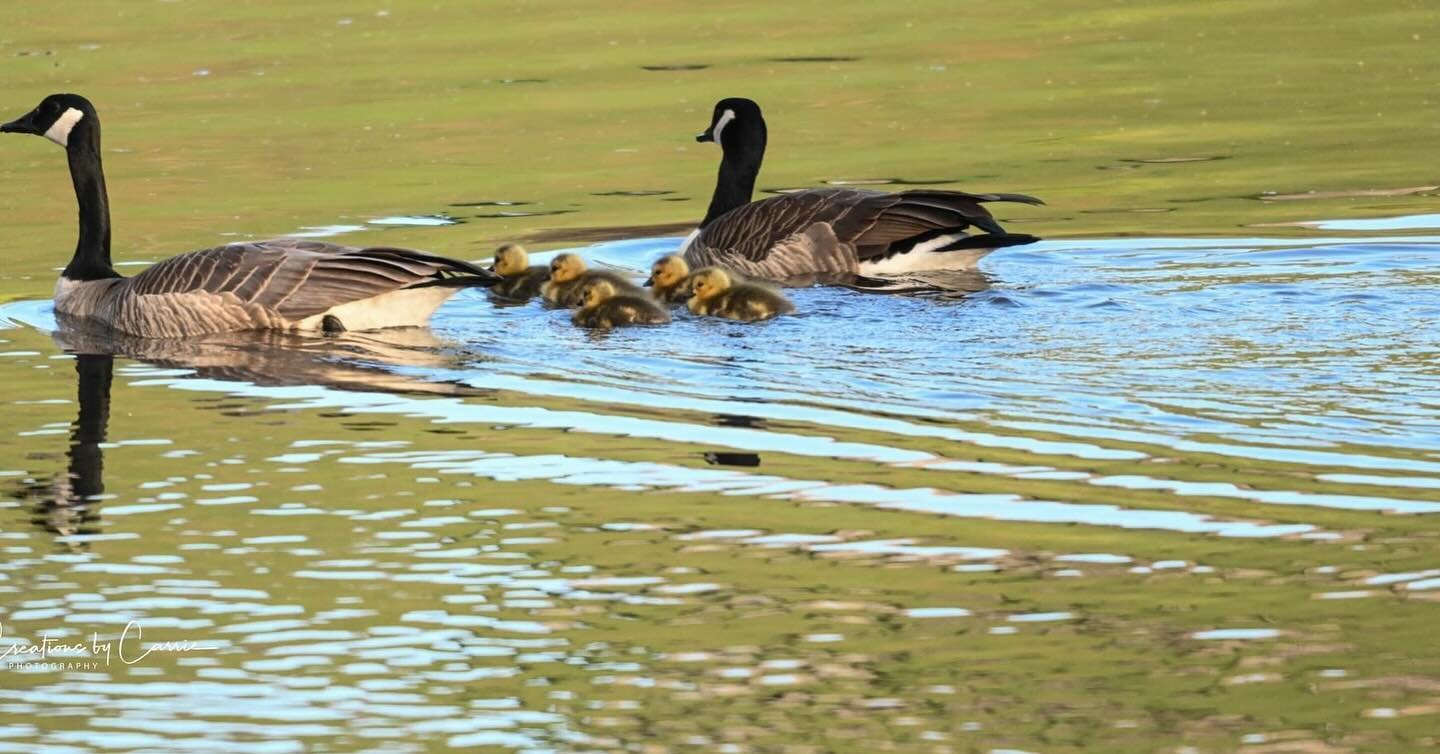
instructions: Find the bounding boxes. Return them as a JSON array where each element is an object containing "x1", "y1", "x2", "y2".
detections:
[
  {"x1": 17, "y1": 320, "x2": 489, "y2": 543},
  {"x1": 16, "y1": 353, "x2": 112, "y2": 541},
  {"x1": 51, "y1": 314, "x2": 490, "y2": 396}
]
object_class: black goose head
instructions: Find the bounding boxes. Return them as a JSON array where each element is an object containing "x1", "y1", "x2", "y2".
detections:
[
  {"x1": 1, "y1": 93, "x2": 99, "y2": 149},
  {"x1": 696, "y1": 97, "x2": 766, "y2": 151}
]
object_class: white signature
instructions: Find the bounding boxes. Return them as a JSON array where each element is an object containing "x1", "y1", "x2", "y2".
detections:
[{"x1": 0, "y1": 620, "x2": 217, "y2": 667}]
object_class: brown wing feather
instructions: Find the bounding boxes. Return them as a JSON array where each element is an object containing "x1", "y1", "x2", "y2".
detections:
[
  {"x1": 125, "y1": 240, "x2": 497, "y2": 320},
  {"x1": 689, "y1": 188, "x2": 1044, "y2": 275},
  {"x1": 694, "y1": 190, "x2": 867, "y2": 263}
]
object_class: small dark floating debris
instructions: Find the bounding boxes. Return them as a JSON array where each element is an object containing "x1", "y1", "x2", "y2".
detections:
[
  {"x1": 661, "y1": 197, "x2": 690, "y2": 202},
  {"x1": 1120, "y1": 156, "x2": 1229, "y2": 164},
  {"x1": 470, "y1": 209, "x2": 577, "y2": 219},
  {"x1": 770, "y1": 56, "x2": 860, "y2": 63},
  {"x1": 590, "y1": 190, "x2": 675, "y2": 197},
  {"x1": 823, "y1": 177, "x2": 962, "y2": 187},
  {"x1": 714, "y1": 414, "x2": 765, "y2": 429},
  {"x1": 448, "y1": 200, "x2": 532, "y2": 207},
  {"x1": 891, "y1": 177, "x2": 965, "y2": 186},
  {"x1": 641, "y1": 64, "x2": 710, "y2": 71},
  {"x1": 1079, "y1": 208, "x2": 1175, "y2": 214},
  {"x1": 705, "y1": 452, "x2": 762, "y2": 468},
  {"x1": 525, "y1": 221, "x2": 697, "y2": 244}
]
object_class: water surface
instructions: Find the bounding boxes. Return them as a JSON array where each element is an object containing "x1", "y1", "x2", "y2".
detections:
[
  {"x1": 2, "y1": 226, "x2": 1439, "y2": 752},
  {"x1": 3, "y1": 1, "x2": 1440, "y2": 751}
]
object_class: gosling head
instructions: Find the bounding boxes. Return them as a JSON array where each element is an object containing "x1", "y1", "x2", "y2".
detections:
[
  {"x1": 549, "y1": 253, "x2": 587, "y2": 283},
  {"x1": 490, "y1": 243, "x2": 529, "y2": 276},
  {"x1": 689, "y1": 267, "x2": 734, "y2": 301},
  {"x1": 646, "y1": 255, "x2": 690, "y2": 288},
  {"x1": 581, "y1": 279, "x2": 618, "y2": 309},
  {"x1": 1, "y1": 93, "x2": 98, "y2": 149}
]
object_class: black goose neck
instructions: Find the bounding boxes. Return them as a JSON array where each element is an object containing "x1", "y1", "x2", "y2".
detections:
[
  {"x1": 702, "y1": 129, "x2": 766, "y2": 227},
  {"x1": 62, "y1": 120, "x2": 118, "y2": 281}
]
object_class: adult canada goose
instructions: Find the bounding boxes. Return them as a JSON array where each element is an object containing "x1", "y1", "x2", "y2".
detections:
[
  {"x1": 0, "y1": 93, "x2": 500, "y2": 338},
  {"x1": 573, "y1": 279, "x2": 671, "y2": 328},
  {"x1": 487, "y1": 243, "x2": 550, "y2": 301},
  {"x1": 687, "y1": 266, "x2": 794, "y2": 322},
  {"x1": 684, "y1": 97, "x2": 1044, "y2": 281},
  {"x1": 644, "y1": 254, "x2": 694, "y2": 304}
]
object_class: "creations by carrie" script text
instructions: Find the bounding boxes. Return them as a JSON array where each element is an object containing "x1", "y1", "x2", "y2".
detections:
[{"x1": 0, "y1": 620, "x2": 217, "y2": 671}]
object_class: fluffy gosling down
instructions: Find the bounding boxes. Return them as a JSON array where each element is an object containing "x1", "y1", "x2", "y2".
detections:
[
  {"x1": 573, "y1": 279, "x2": 671, "y2": 328},
  {"x1": 542, "y1": 253, "x2": 643, "y2": 306},
  {"x1": 645, "y1": 254, "x2": 693, "y2": 304},
  {"x1": 688, "y1": 267, "x2": 795, "y2": 321},
  {"x1": 488, "y1": 243, "x2": 549, "y2": 301}
]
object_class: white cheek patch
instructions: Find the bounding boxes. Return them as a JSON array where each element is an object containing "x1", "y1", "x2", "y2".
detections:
[
  {"x1": 44, "y1": 107, "x2": 85, "y2": 147},
  {"x1": 711, "y1": 109, "x2": 736, "y2": 142}
]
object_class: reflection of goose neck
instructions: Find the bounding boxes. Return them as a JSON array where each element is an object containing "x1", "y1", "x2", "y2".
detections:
[{"x1": 69, "y1": 353, "x2": 113, "y2": 501}]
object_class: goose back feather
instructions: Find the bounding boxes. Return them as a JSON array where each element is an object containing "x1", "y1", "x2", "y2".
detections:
[
  {"x1": 683, "y1": 187, "x2": 1042, "y2": 280},
  {"x1": 60, "y1": 240, "x2": 496, "y2": 337}
]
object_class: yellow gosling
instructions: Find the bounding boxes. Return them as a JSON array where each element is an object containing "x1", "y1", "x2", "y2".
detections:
[
  {"x1": 573, "y1": 279, "x2": 671, "y2": 328},
  {"x1": 645, "y1": 254, "x2": 694, "y2": 304},
  {"x1": 488, "y1": 243, "x2": 550, "y2": 301},
  {"x1": 687, "y1": 266, "x2": 795, "y2": 322},
  {"x1": 541, "y1": 253, "x2": 642, "y2": 307}
]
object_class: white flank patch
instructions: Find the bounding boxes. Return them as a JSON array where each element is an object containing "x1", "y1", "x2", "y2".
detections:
[
  {"x1": 858, "y1": 234, "x2": 998, "y2": 274},
  {"x1": 710, "y1": 108, "x2": 736, "y2": 142},
  {"x1": 44, "y1": 107, "x2": 85, "y2": 148},
  {"x1": 300, "y1": 285, "x2": 461, "y2": 331}
]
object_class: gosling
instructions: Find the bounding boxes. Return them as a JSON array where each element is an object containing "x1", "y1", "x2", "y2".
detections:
[
  {"x1": 688, "y1": 267, "x2": 795, "y2": 322},
  {"x1": 573, "y1": 279, "x2": 672, "y2": 328},
  {"x1": 645, "y1": 254, "x2": 694, "y2": 304},
  {"x1": 488, "y1": 243, "x2": 550, "y2": 301},
  {"x1": 541, "y1": 253, "x2": 643, "y2": 307}
]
